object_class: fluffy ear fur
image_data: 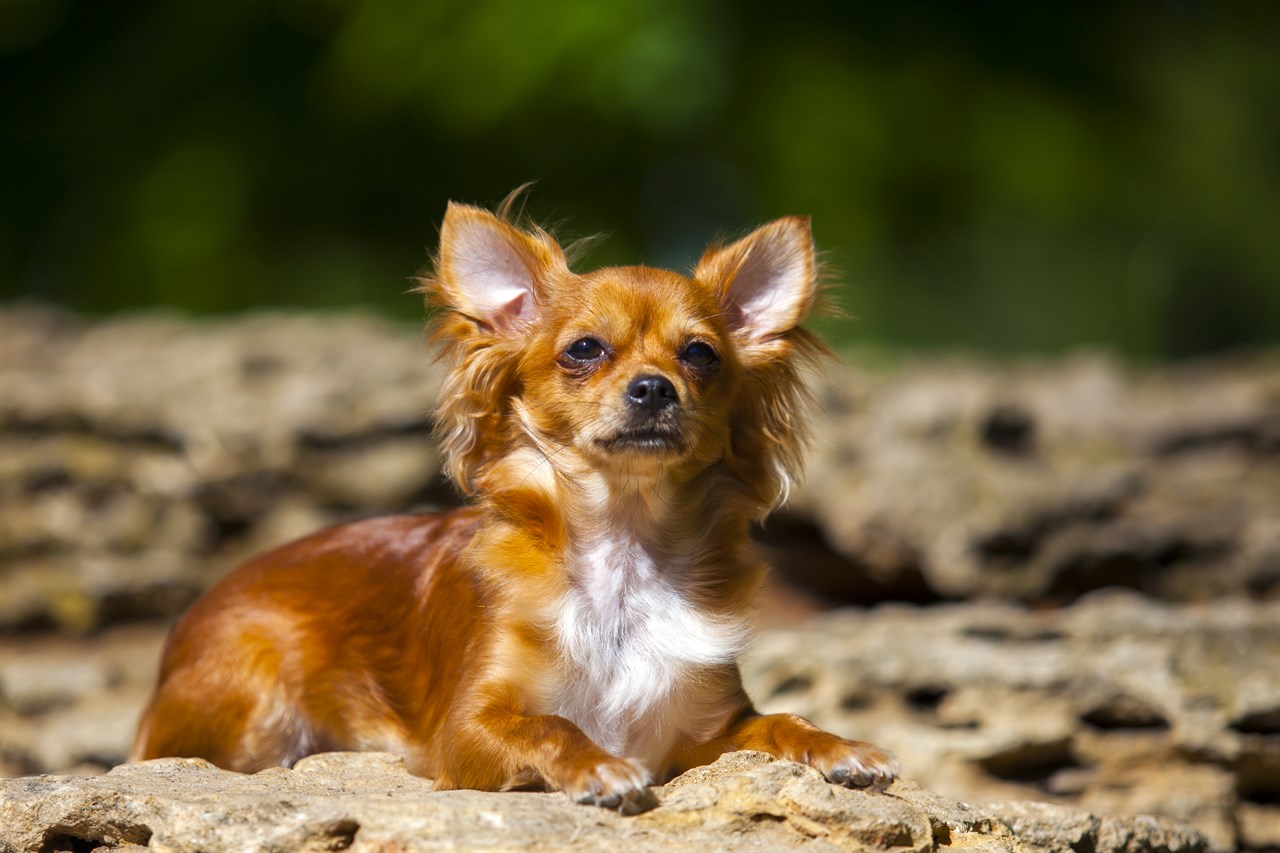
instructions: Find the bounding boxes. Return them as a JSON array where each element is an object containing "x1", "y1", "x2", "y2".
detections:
[
  {"x1": 696, "y1": 217, "x2": 829, "y2": 514},
  {"x1": 418, "y1": 202, "x2": 569, "y2": 493},
  {"x1": 435, "y1": 202, "x2": 568, "y2": 332},
  {"x1": 694, "y1": 216, "x2": 817, "y2": 345}
]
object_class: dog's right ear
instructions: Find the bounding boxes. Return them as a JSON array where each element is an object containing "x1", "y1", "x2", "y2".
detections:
[
  {"x1": 694, "y1": 216, "x2": 816, "y2": 347},
  {"x1": 435, "y1": 202, "x2": 567, "y2": 333}
]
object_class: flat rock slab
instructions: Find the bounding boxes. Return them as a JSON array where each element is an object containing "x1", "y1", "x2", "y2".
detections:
[{"x1": 1, "y1": 751, "x2": 1206, "y2": 853}]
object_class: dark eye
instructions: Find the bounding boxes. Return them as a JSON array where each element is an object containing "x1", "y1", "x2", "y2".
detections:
[
  {"x1": 564, "y1": 337, "x2": 606, "y2": 362},
  {"x1": 680, "y1": 341, "x2": 718, "y2": 368}
]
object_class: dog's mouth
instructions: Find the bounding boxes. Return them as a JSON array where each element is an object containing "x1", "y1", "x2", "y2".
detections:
[{"x1": 597, "y1": 428, "x2": 684, "y2": 453}]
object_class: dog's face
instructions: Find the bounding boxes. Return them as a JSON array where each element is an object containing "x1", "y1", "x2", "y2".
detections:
[
  {"x1": 427, "y1": 202, "x2": 820, "y2": 498},
  {"x1": 516, "y1": 266, "x2": 740, "y2": 477}
]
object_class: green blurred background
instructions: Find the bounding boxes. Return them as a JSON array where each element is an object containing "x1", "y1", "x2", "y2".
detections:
[{"x1": 3, "y1": 0, "x2": 1278, "y2": 357}]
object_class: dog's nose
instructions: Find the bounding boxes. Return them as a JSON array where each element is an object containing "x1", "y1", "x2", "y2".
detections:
[{"x1": 626, "y1": 375, "x2": 678, "y2": 413}]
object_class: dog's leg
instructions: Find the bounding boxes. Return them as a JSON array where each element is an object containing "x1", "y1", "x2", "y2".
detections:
[
  {"x1": 725, "y1": 710, "x2": 899, "y2": 790},
  {"x1": 436, "y1": 692, "x2": 656, "y2": 813},
  {"x1": 132, "y1": 662, "x2": 315, "y2": 773},
  {"x1": 669, "y1": 696, "x2": 899, "y2": 792}
]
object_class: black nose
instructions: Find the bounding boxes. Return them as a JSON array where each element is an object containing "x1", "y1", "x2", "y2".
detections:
[{"x1": 626, "y1": 374, "x2": 678, "y2": 413}]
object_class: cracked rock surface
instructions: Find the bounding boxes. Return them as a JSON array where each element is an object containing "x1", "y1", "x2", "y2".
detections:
[
  {"x1": 745, "y1": 593, "x2": 1280, "y2": 853},
  {"x1": 777, "y1": 351, "x2": 1280, "y2": 607},
  {"x1": 0, "y1": 751, "x2": 1209, "y2": 853}
]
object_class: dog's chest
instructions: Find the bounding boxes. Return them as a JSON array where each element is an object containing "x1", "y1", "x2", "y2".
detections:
[{"x1": 550, "y1": 536, "x2": 744, "y2": 767}]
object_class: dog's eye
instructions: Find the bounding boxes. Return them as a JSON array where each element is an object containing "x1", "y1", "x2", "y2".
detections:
[
  {"x1": 679, "y1": 341, "x2": 718, "y2": 368},
  {"x1": 564, "y1": 337, "x2": 606, "y2": 362}
]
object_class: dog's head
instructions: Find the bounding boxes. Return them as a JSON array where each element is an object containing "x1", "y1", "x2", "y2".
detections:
[{"x1": 422, "y1": 201, "x2": 826, "y2": 514}]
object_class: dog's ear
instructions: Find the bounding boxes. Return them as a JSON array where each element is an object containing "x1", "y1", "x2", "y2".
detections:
[
  {"x1": 435, "y1": 202, "x2": 567, "y2": 333},
  {"x1": 695, "y1": 216, "x2": 816, "y2": 343}
]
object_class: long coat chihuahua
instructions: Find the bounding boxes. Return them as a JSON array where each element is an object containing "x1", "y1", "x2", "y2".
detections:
[{"x1": 132, "y1": 199, "x2": 899, "y2": 812}]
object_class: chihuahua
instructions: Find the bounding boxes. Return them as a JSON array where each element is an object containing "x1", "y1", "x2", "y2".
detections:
[{"x1": 131, "y1": 198, "x2": 899, "y2": 812}]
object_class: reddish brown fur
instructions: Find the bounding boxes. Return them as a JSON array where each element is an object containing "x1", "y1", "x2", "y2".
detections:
[{"x1": 133, "y1": 197, "x2": 898, "y2": 810}]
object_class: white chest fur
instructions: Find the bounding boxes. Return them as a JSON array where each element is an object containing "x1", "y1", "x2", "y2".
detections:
[{"x1": 550, "y1": 533, "x2": 748, "y2": 770}]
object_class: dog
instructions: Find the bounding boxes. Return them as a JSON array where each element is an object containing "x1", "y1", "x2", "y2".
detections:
[{"x1": 131, "y1": 197, "x2": 899, "y2": 812}]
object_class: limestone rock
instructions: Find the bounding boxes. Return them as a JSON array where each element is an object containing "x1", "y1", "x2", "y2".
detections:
[
  {"x1": 784, "y1": 352, "x2": 1280, "y2": 605},
  {"x1": 743, "y1": 591, "x2": 1280, "y2": 852},
  {"x1": 0, "y1": 307, "x2": 445, "y2": 632},
  {"x1": 3, "y1": 307, "x2": 1278, "y2": 631},
  {"x1": 0, "y1": 751, "x2": 1206, "y2": 853}
]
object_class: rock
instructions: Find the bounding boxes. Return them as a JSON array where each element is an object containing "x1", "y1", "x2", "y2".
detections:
[
  {"x1": 788, "y1": 352, "x2": 1280, "y2": 605},
  {"x1": 0, "y1": 751, "x2": 1207, "y2": 853},
  {"x1": 3, "y1": 307, "x2": 1278, "y2": 630},
  {"x1": 742, "y1": 591, "x2": 1280, "y2": 852},
  {"x1": 0, "y1": 689, "x2": 149, "y2": 775},
  {"x1": 0, "y1": 652, "x2": 107, "y2": 715},
  {"x1": 1076, "y1": 764, "x2": 1239, "y2": 853},
  {"x1": 985, "y1": 799, "x2": 1206, "y2": 853},
  {"x1": 0, "y1": 307, "x2": 445, "y2": 632},
  {"x1": 0, "y1": 625, "x2": 166, "y2": 775},
  {"x1": 1237, "y1": 802, "x2": 1280, "y2": 852}
]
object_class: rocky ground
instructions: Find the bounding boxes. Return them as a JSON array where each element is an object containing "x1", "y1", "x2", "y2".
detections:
[
  {"x1": 2, "y1": 306, "x2": 1278, "y2": 851},
  {"x1": 2, "y1": 751, "x2": 1210, "y2": 853}
]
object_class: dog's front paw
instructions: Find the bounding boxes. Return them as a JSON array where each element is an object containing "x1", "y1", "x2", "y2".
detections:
[
  {"x1": 561, "y1": 756, "x2": 657, "y2": 814},
  {"x1": 808, "y1": 736, "x2": 899, "y2": 792}
]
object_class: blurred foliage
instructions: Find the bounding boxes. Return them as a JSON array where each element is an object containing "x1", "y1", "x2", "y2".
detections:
[{"x1": 1, "y1": 0, "x2": 1277, "y2": 356}]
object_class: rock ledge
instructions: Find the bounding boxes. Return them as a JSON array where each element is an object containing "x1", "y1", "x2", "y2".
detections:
[{"x1": 0, "y1": 751, "x2": 1206, "y2": 853}]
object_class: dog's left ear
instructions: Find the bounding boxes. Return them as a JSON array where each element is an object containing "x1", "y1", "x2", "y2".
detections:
[
  {"x1": 435, "y1": 202, "x2": 568, "y2": 334},
  {"x1": 695, "y1": 216, "x2": 816, "y2": 343}
]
